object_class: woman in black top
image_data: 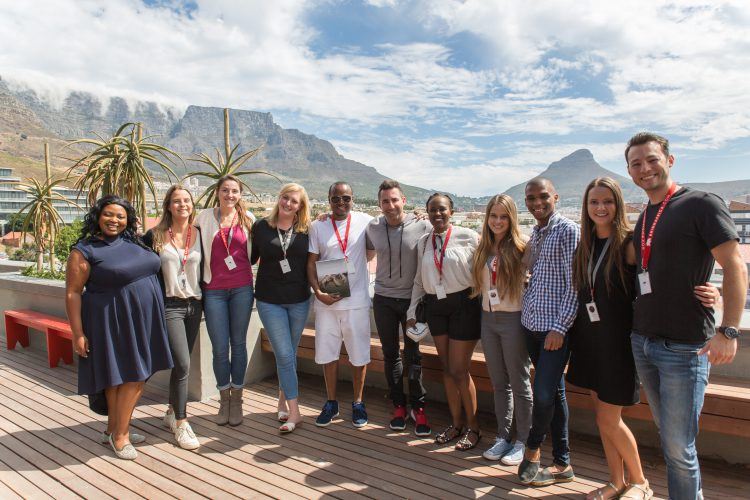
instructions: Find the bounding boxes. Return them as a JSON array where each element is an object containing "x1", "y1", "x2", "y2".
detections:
[
  {"x1": 251, "y1": 183, "x2": 312, "y2": 433},
  {"x1": 568, "y1": 178, "x2": 718, "y2": 500}
]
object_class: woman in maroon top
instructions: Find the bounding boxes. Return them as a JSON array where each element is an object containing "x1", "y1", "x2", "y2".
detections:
[{"x1": 195, "y1": 175, "x2": 255, "y2": 427}]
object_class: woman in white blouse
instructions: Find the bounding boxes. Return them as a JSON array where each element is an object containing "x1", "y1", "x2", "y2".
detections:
[
  {"x1": 406, "y1": 193, "x2": 482, "y2": 450},
  {"x1": 144, "y1": 184, "x2": 202, "y2": 450}
]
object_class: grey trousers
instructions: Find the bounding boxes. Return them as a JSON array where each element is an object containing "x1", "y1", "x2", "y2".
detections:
[
  {"x1": 480, "y1": 310, "x2": 533, "y2": 443},
  {"x1": 165, "y1": 298, "x2": 203, "y2": 420}
]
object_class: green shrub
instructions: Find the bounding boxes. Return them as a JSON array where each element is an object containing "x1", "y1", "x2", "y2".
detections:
[
  {"x1": 21, "y1": 265, "x2": 65, "y2": 281},
  {"x1": 55, "y1": 220, "x2": 84, "y2": 264}
]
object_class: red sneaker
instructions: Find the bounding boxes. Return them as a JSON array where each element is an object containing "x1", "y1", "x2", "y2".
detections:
[
  {"x1": 389, "y1": 405, "x2": 407, "y2": 431},
  {"x1": 410, "y1": 407, "x2": 432, "y2": 437}
]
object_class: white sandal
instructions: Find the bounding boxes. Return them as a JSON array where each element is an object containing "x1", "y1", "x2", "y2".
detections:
[
  {"x1": 587, "y1": 482, "x2": 624, "y2": 500},
  {"x1": 620, "y1": 482, "x2": 653, "y2": 500},
  {"x1": 279, "y1": 420, "x2": 301, "y2": 434},
  {"x1": 278, "y1": 410, "x2": 290, "y2": 422}
]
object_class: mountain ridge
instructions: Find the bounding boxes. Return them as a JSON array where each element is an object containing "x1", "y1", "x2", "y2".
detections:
[{"x1": 1, "y1": 77, "x2": 748, "y2": 207}]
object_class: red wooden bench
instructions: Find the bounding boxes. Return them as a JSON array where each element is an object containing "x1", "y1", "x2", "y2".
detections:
[{"x1": 4, "y1": 309, "x2": 73, "y2": 368}]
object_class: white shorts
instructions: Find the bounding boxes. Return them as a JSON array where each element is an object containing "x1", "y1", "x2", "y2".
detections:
[{"x1": 314, "y1": 307, "x2": 372, "y2": 366}]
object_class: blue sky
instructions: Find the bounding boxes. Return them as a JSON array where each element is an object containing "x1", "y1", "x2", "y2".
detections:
[{"x1": 2, "y1": 0, "x2": 749, "y2": 196}]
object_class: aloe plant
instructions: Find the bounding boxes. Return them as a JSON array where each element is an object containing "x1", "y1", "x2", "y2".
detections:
[
  {"x1": 185, "y1": 108, "x2": 280, "y2": 207},
  {"x1": 66, "y1": 122, "x2": 182, "y2": 223}
]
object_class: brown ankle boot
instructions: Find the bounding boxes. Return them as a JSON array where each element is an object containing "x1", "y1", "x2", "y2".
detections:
[
  {"x1": 216, "y1": 388, "x2": 230, "y2": 425},
  {"x1": 229, "y1": 387, "x2": 244, "y2": 426}
]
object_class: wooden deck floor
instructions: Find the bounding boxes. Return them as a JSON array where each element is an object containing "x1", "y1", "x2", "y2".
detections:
[{"x1": 1, "y1": 341, "x2": 748, "y2": 499}]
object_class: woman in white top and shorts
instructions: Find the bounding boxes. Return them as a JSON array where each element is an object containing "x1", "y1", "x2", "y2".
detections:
[{"x1": 407, "y1": 193, "x2": 482, "y2": 450}]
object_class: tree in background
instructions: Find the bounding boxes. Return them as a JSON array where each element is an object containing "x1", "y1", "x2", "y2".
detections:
[
  {"x1": 16, "y1": 142, "x2": 81, "y2": 272},
  {"x1": 66, "y1": 122, "x2": 182, "y2": 224},
  {"x1": 185, "y1": 108, "x2": 279, "y2": 207}
]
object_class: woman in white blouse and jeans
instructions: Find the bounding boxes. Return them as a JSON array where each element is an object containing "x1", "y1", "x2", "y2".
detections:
[
  {"x1": 406, "y1": 193, "x2": 482, "y2": 450},
  {"x1": 144, "y1": 185, "x2": 202, "y2": 450}
]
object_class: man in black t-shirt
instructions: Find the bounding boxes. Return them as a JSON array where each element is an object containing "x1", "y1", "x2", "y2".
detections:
[{"x1": 626, "y1": 132, "x2": 748, "y2": 500}]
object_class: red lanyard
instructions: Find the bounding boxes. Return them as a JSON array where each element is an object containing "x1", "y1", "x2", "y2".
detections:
[
  {"x1": 331, "y1": 214, "x2": 351, "y2": 257},
  {"x1": 490, "y1": 255, "x2": 498, "y2": 287},
  {"x1": 432, "y1": 226, "x2": 453, "y2": 278},
  {"x1": 219, "y1": 210, "x2": 238, "y2": 255},
  {"x1": 168, "y1": 226, "x2": 192, "y2": 271},
  {"x1": 640, "y1": 182, "x2": 677, "y2": 270}
]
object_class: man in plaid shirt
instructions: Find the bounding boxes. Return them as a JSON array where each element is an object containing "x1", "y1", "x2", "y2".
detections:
[{"x1": 517, "y1": 178, "x2": 580, "y2": 487}]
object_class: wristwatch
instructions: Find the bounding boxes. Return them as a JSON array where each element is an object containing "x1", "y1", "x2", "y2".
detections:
[{"x1": 718, "y1": 326, "x2": 740, "y2": 340}]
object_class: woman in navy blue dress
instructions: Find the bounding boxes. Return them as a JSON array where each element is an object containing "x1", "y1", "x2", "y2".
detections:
[{"x1": 65, "y1": 195, "x2": 172, "y2": 460}]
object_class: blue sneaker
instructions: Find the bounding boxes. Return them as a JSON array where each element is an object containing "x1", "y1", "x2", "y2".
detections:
[
  {"x1": 483, "y1": 437, "x2": 513, "y2": 461},
  {"x1": 352, "y1": 401, "x2": 368, "y2": 428},
  {"x1": 500, "y1": 441, "x2": 525, "y2": 466},
  {"x1": 315, "y1": 400, "x2": 339, "y2": 427}
]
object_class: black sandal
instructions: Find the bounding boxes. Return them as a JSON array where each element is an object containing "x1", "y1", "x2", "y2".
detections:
[
  {"x1": 434, "y1": 425, "x2": 463, "y2": 444},
  {"x1": 455, "y1": 428, "x2": 481, "y2": 451}
]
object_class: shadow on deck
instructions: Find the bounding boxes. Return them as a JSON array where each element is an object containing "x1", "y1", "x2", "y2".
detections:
[{"x1": 1, "y1": 339, "x2": 749, "y2": 499}]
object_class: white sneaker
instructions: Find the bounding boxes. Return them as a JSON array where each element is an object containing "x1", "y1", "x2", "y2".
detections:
[
  {"x1": 483, "y1": 437, "x2": 513, "y2": 460},
  {"x1": 500, "y1": 441, "x2": 525, "y2": 465},
  {"x1": 174, "y1": 421, "x2": 200, "y2": 450},
  {"x1": 163, "y1": 408, "x2": 176, "y2": 431},
  {"x1": 99, "y1": 431, "x2": 145, "y2": 444}
]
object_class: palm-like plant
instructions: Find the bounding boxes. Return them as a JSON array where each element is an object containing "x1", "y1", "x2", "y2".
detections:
[
  {"x1": 185, "y1": 108, "x2": 280, "y2": 207},
  {"x1": 66, "y1": 122, "x2": 182, "y2": 223},
  {"x1": 17, "y1": 177, "x2": 81, "y2": 272}
]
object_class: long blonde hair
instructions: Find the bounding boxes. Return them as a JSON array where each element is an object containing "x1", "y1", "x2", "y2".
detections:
[
  {"x1": 573, "y1": 177, "x2": 631, "y2": 294},
  {"x1": 216, "y1": 174, "x2": 253, "y2": 231},
  {"x1": 471, "y1": 194, "x2": 526, "y2": 302},
  {"x1": 267, "y1": 183, "x2": 311, "y2": 233},
  {"x1": 151, "y1": 184, "x2": 196, "y2": 252}
]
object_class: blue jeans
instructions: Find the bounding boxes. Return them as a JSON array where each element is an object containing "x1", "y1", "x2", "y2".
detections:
[
  {"x1": 203, "y1": 285, "x2": 254, "y2": 390},
  {"x1": 524, "y1": 327, "x2": 571, "y2": 467},
  {"x1": 631, "y1": 333, "x2": 709, "y2": 500},
  {"x1": 256, "y1": 299, "x2": 311, "y2": 401}
]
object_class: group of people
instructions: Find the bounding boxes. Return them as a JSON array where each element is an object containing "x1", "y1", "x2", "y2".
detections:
[{"x1": 64, "y1": 132, "x2": 747, "y2": 500}]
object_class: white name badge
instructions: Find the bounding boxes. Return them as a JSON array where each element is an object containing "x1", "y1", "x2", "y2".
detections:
[
  {"x1": 346, "y1": 259, "x2": 356, "y2": 275},
  {"x1": 435, "y1": 284, "x2": 447, "y2": 300},
  {"x1": 224, "y1": 255, "x2": 237, "y2": 270},
  {"x1": 179, "y1": 274, "x2": 188, "y2": 291},
  {"x1": 279, "y1": 259, "x2": 291, "y2": 274},
  {"x1": 488, "y1": 289, "x2": 501, "y2": 309},
  {"x1": 586, "y1": 302, "x2": 600, "y2": 322},
  {"x1": 638, "y1": 271, "x2": 652, "y2": 295}
]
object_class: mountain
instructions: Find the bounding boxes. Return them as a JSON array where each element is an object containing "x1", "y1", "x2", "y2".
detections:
[
  {"x1": 501, "y1": 149, "x2": 750, "y2": 208},
  {"x1": 1, "y1": 77, "x2": 748, "y2": 206},
  {"x1": 502, "y1": 149, "x2": 645, "y2": 207},
  {"x1": 0, "y1": 77, "x2": 434, "y2": 202}
]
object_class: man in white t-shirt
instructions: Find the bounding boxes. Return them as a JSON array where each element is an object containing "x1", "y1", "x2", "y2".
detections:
[{"x1": 307, "y1": 182, "x2": 374, "y2": 428}]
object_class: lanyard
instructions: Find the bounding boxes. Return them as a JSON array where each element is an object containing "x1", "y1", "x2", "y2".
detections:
[
  {"x1": 432, "y1": 225, "x2": 453, "y2": 279},
  {"x1": 277, "y1": 227, "x2": 293, "y2": 258},
  {"x1": 216, "y1": 209, "x2": 238, "y2": 256},
  {"x1": 587, "y1": 236, "x2": 611, "y2": 300},
  {"x1": 640, "y1": 183, "x2": 677, "y2": 271},
  {"x1": 488, "y1": 255, "x2": 498, "y2": 287},
  {"x1": 331, "y1": 214, "x2": 351, "y2": 258},
  {"x1": 168, "y1": 225, "x2": 192, "y2": 274}
]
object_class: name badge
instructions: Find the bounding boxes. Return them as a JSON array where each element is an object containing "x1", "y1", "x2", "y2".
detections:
[
  {"x1": 224, "y1": 255, "x2": 237, "y2": 270},
  {"x1": 279, "y1": 259, "x2": 291, "y2": 274},
  {"x1": 179, "y1": 273, "x2": 188, "y2": 291},
  {"x1": 346, "y1": 259, "x2": 356, "y2": 275},
  {"x1": 638, "y1": 271, "x2": 652, "y2": 295},
  {"x1": 488, "y1": 289, "x2": 501, "y2": 309},
  {"x1": 586, "y1": 302, "x2": 600, "y2": 322},
  {"x1": 435, "y1": 284, "x2": 447, "y2": 300}
]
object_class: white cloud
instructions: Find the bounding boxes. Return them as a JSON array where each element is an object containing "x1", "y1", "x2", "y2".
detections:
[{"x1": 1, "y1": 0, "x2": 748, "y2": 193}]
